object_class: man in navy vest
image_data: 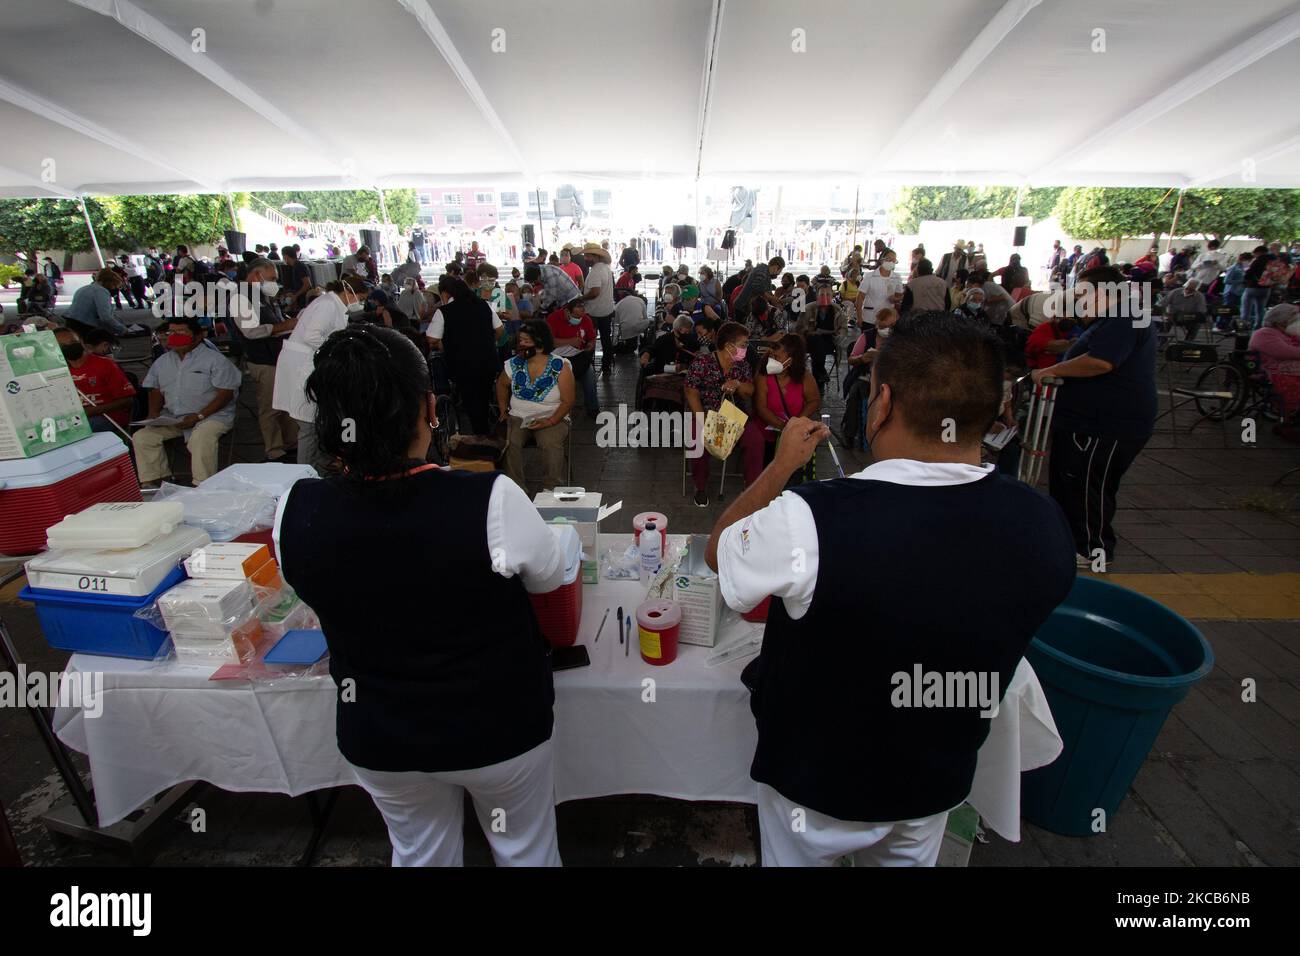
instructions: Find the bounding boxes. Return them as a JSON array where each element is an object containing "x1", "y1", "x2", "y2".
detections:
[{"x1": 707, "y1": 311, "x2": 1076, "y2": 866}]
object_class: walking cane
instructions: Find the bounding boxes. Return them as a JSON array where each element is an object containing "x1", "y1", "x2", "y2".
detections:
[{"x1": 76, "y1": 387, "x2": 134, "y2": 444}]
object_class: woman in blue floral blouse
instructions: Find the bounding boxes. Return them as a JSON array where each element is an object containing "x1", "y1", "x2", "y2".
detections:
[{"x1": 497, "y1": 321, "x2": 576, "y2": 491}]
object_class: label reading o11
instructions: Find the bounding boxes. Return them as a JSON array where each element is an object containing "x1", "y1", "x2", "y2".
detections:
[{"x1": 79, "y1": 576, "x2": 109, "y2": 591}]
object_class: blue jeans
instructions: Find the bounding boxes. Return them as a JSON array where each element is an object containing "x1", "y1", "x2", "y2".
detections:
[{"x1": 1241, "y1": 288, "x2": 1270, "y2": 330}]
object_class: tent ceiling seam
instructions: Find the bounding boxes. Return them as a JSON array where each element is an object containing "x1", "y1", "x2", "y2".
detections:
[
  {"x1": 396, "y1": 0, "x2": 533, "y2": 181},
  {"x1": 65, "y1": 0, "x2": 377, "y2": 187},
  {"x1": 1029, "y1": 8, "x2": 1300, "y2": 182}
]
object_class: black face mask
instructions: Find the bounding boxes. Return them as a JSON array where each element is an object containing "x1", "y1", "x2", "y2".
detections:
[
  {"x1": 61, "y1": 344, "x2": 85, "y2": 362},
  {"x1": 517, "y1": 346, "x2": 537, "y2": 360}
]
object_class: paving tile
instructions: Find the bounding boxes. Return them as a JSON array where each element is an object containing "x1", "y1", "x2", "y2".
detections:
[
  {"x1": 1203, "y1": 538, "x2": 1285, "y2": 557},
  {"x1": 1175, "y1": 687, "x2": 1273, "y2": 760},
  {"x1": 1159, "y1": 556, "x2": 1246, "y2": 574},
  {"x1": 1171, "y1": 760, "x2": 1300, "y2": 866},
  {"x1": 1227, "y1": 556, "x2": 1300, "y2": 574},
  {"x1": 1198, "y1": 680, "x2": 1300, "y2": 761},
  {"x1": 1128, "y1": 760, "x2": 1243, "y2": 866}
]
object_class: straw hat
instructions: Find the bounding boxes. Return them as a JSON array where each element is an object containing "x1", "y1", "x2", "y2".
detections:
[{"x1": 581, "y1": 241, "x2": 611, "y2": 262}]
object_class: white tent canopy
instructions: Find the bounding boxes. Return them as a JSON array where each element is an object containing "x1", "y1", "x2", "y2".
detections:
[{"x1": 0, "y1": 0, "x2": 1297, "y2": 199}]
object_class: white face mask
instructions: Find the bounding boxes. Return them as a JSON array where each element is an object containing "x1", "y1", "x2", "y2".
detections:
[
  {"x1": 346, "y1": 299, "x2": 363, "y2": 314},
  {"x1": 881, "y1": 261, "x2": 895, "y2": 273},
  {"x1": 877, "y1": 326, "x2": 892, "y2": 339},
  {"x1": 765, "y1": 357, "x2": 785, "y2": 375},
  {"x1": 260, "y1": 280, "x2": 280, "y2": 296},
  {"x1": 1286, "y1": 319, "x2": 1300, "y2": 339}
]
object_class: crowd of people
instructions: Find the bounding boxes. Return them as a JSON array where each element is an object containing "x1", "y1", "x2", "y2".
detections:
[
  {"x1": 3, "y1": 218, "x2": 1298, "y2": 869},
  {"x1": 4, "y1": 226, "x2": 1298, "y2": 509}
]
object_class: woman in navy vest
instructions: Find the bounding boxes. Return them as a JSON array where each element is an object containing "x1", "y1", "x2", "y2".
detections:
[{"x1": 274, "y1": 324, "x2": 566, "y2": 867}]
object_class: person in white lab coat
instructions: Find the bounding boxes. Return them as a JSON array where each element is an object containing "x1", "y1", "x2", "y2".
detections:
[{"x1": 272, "y1": 279, "x2": 367, "y2": 474}]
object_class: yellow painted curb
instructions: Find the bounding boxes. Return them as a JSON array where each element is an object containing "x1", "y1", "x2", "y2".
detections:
[{"x1": 1083, "y1": 572, "x2": 1300, "y2": 620}]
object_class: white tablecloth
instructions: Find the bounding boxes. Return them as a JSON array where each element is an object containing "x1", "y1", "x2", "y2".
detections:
[{"x1": 54, "y1": 538, "x2": 1061, "y2": 838}]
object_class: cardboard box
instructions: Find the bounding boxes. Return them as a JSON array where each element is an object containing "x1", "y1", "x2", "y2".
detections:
[
  {"x1": 532, "y1": 489, "x2": 621, "y2": 553},
  {"x1": 0, "y1": 331, "x2": 93, "y2": 460},
  {"x1": 184, "y1": 542, "x2": 272, "y2": 581},
  {"x1": 671, "y1": 534, "x2": 723, "y2": 647},
  {"x1": 451, "y1": 457, "x2": 496, "y2": 473}
]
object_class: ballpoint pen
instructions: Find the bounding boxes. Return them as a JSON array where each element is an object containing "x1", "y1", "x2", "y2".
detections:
[
  {"x1": 625, "y1": 615, "x2": 631, "y2": 657},
  {"x1": 617, "y1": 606, "x2": 624, "y2": 646},
  {"x1": 594, "y1": 608, "x2": 610, "y2": 644}
]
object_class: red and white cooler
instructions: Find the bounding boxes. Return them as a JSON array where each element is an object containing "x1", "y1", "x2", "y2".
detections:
[
  {"x1": 528, "y1": 524, "x2": 584, "y2": 647},
  {"x1": 0, "y1": 433, "x2": 140, "y2": 556}
]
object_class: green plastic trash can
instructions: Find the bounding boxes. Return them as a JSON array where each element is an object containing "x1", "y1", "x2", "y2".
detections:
[{"x1": 1021, "y1": 576, "x2": 1214, "y2": 837}]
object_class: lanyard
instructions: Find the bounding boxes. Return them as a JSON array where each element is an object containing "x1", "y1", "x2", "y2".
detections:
[{"x1": 358, "y1": 462, "x2": 442, "y2": 482}]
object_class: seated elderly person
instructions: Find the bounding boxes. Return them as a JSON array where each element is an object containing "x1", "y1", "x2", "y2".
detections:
[
  {"x1": 545, "y1": 298, "x2": 599, "y2": 416},
  {"x1": 840, "y1": 308, "x2": 899, "y2": 444},
  {"x1": 64, "y1": 268, "x2": 129, "y2": 336},
  {"x1": 614, "y1": 289, "x2": 652, "y2": 347},
  {"x1": 56, "y1": 327, "x2": 135, "y2": 433},
  {"x1": 1248, "y1": 304, "x2": 1300, "y2": 426},
  {"x1": 1161, "y1": 279, "x2": 1209, "y2": 340},
  {"x1": 132, "y1": 317, "x2": 241, "y2": 487},
  {"x1": 497, "y1": 321, "x2": 575, "y2": 492},
  {"x1": 954, "y1": 284, "x2": 988, "y2": 322},
  {"x1": 640, "y1": 315, "x2": 700, "y2": 375}
]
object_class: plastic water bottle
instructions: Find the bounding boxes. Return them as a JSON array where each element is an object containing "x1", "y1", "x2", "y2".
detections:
[{"x1": 639, "y1": 521, "x2": 662, "y2": 581}]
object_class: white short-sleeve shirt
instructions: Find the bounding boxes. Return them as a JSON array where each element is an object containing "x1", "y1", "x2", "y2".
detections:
[
  {"x1": 716, "y1": 458, "x2": 994, "y2": 621},
  {"x1": 857, "y1": 270, "x2": 903, "y2": 323},
  {"x1": 274, "y1": 472, "x2": 563, "y2": 594}
]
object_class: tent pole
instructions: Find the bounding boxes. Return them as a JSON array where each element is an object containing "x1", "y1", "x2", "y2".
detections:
[
  {"x1": 1167, "y1": 188, "x2": 1186, "y2": 252},
  {"x1": 225, "y1": 193, "x2": 238, "y2": 230},
  {"x1": 377, "y1": 188, "x2": 393, "y2": 264},
  {"x1": 79, "y1": 197, "x2": 105, "y2": 269},
  {"x1": 1013, "y1": 184, "x2": 1024, "y2": 218},
  {"x1": 851, "y1": 185, "x2": 860, "y2": 250},
  {"x1": 535, "y1": 186, "x2": 544, "y2": 249}
]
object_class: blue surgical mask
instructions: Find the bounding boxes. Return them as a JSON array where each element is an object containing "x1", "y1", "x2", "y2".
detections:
[{"x1": 568, "y1": 316, "x2": 582, "y2": 326}]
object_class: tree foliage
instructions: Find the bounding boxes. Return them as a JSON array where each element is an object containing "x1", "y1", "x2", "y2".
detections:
[
  {"x1": 100, "y1": 193, "x2": 242, "y2": 250},
  {"x1": 889, "y1": 186, "x2": 1064, "y2": 233},
  {"x1": 1052, "y1": 187, "x2": 1178, "y2": 244},
  {"x1": 0, "y1": 188, "x2": 421, "y2": 260},
  {"x1": 1174, "y1": 189, "x2": 1300, "y2": 242},
  {"x1": 0, "y1": 197, "x2": 116, "y2": 258},
  {"x1": 249, "y1": 189, "x2": 419, "y2": 230}
]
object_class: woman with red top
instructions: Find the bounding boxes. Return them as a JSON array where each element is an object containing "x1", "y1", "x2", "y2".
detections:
[
  {"x1": 755, "y1": 334, "x2": 821, "y2": 484},
  {"x1": 684, "y1": 321, "x2": 766, "y2": 507}
]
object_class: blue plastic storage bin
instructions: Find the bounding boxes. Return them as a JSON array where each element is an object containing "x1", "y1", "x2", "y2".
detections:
[
  {"x1": 19, "y1": 564, "x2": 185, "y2": 659},
  {"x1": 1021, "y1": 576, "x2": 1213, "y2": 837}
]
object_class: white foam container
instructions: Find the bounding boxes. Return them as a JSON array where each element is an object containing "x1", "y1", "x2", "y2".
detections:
[
  {"x1": 45, "y1": 501, "x2": 186, "y2": 551},
  {"x1": 25, "y1": 526, "x2": 211, "y2": 597}
]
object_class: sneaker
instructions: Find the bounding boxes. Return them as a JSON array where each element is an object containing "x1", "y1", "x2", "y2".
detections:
[{"x1": 694, "y1": 490, "x2": 709, "y2": 508}]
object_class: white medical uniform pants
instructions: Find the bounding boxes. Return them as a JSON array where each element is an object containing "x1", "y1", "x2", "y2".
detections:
[
  {"x1": 757, "y1": 784, "x2": 949, "y2": 867},
  {"x1": 349, "y1": 739, "x2": 561, "y2": 867}
]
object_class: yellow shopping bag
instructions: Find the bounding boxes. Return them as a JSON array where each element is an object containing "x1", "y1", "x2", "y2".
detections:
[{"x1": 703, "y1": 399, "x2": 748, "y2": 460}]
